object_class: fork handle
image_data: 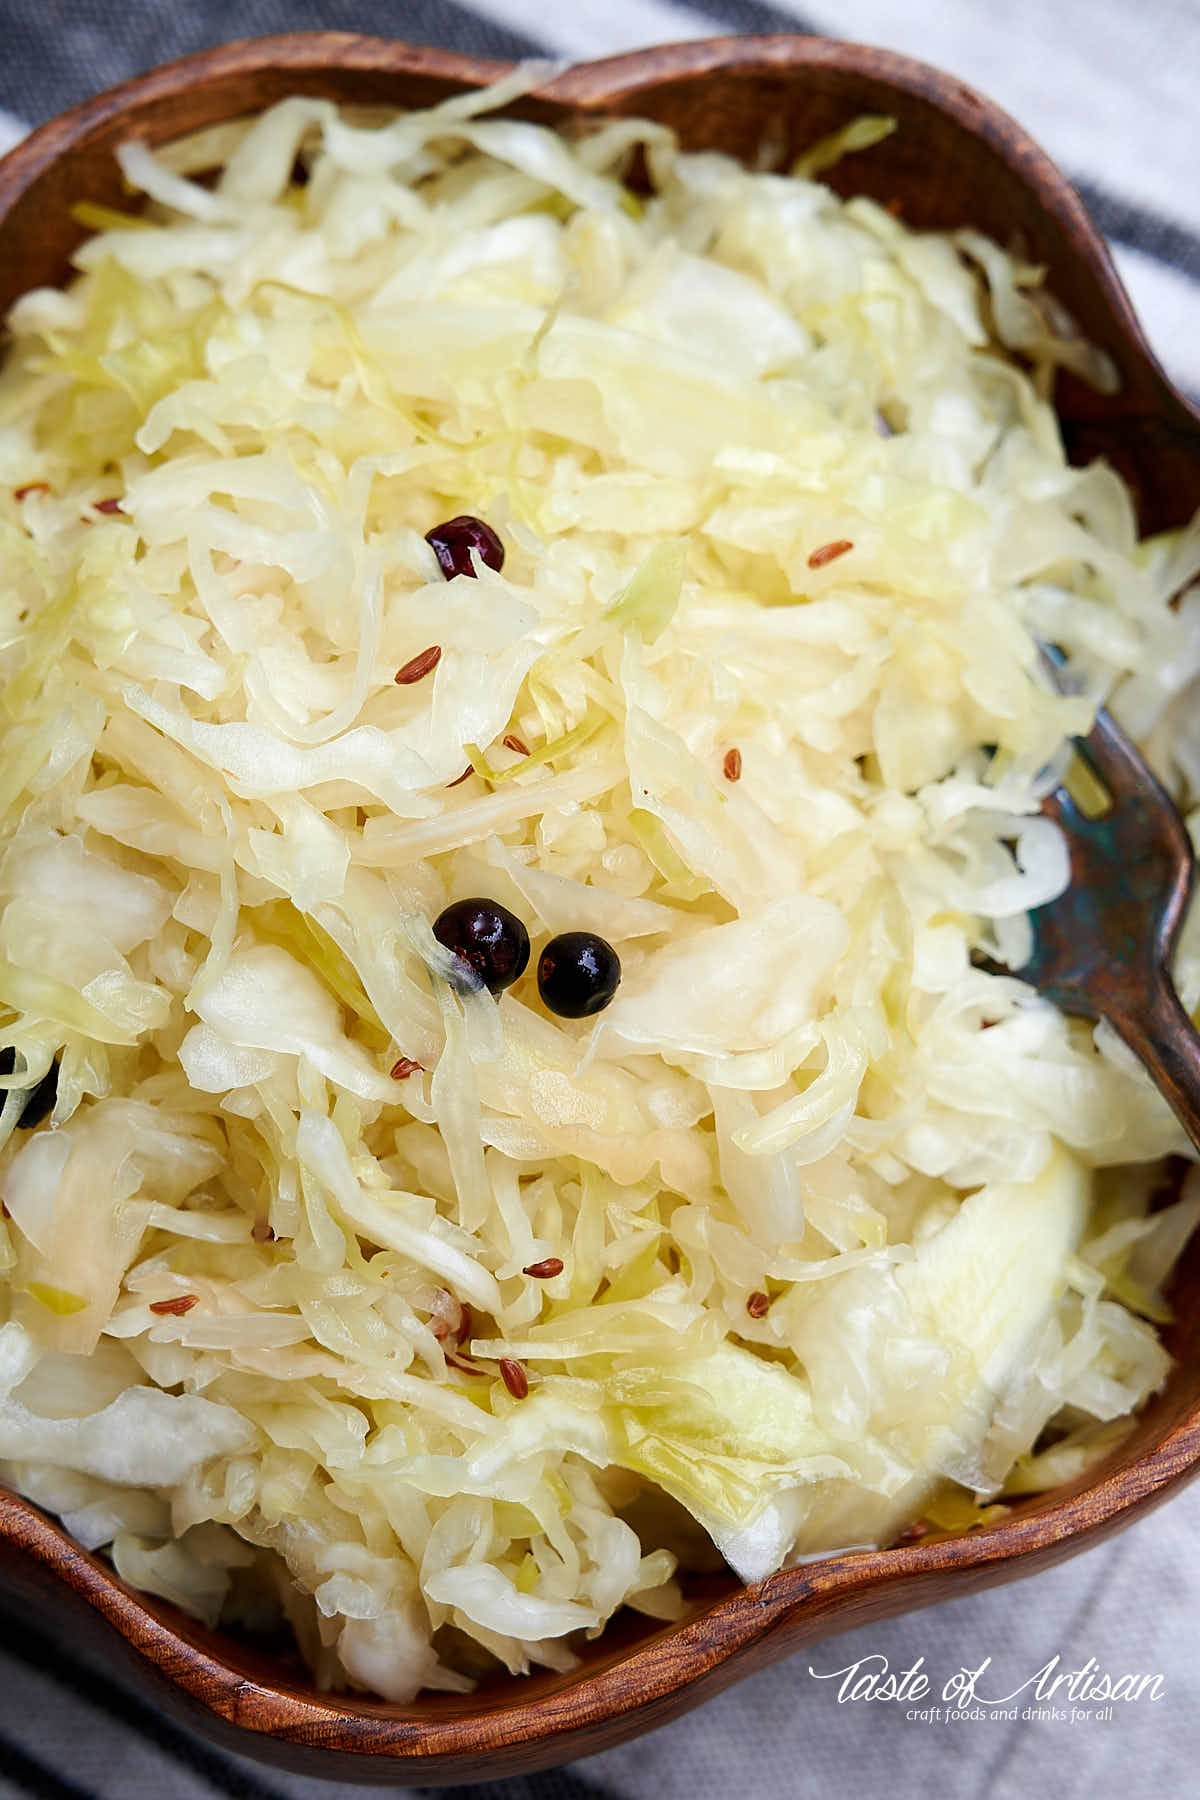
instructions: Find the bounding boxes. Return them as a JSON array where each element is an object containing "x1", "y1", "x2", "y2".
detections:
[{"x1": 1107, "y1": 975, "x2": 1200, "y2": 1158}]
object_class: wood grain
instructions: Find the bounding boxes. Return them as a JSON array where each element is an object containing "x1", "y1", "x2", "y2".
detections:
[{"x1": 1, "y1": 30, "x2": 1199, "y2": 1786}]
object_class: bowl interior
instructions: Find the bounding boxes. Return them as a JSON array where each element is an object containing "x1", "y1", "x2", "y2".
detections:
[{"x1": 1, "y1": 31, "x2": 1199, "y2": 1784}]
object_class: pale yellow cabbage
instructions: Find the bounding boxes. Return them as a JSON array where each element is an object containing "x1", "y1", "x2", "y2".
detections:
[{"x1": 0, "y1": 76, "x2": 1197, "y2": 1700}]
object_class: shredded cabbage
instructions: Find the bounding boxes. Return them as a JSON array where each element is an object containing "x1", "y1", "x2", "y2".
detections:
[{"x1": 1, "y1": 78, "x2": 1198, "y2": 1701}]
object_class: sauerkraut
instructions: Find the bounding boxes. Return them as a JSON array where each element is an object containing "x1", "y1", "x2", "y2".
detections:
[{"x1": 1, "y1": 75, "x2": 1199, "y2": 1699}]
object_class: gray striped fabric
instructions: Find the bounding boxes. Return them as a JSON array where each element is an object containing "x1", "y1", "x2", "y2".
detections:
[{"x1": 0, "y1": 5, "x2": 1197, "y2": 1797}]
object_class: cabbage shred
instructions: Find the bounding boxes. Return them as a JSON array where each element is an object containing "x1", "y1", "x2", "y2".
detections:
[{"x1": 0, "y1": 82, "x2": 1198, "y2": 1699}]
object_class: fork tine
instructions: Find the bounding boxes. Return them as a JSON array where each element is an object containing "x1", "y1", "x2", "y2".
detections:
[
  {"x1": 1040, "y1": 785, "x2": 1082, "y2": 829},
  {"x1": 1071, "y1": 706, "x2": 1150, "y2": 801},
  {"x1": 1036, "y1": 643, "x2": 1151, "y2": 803},
  {"x1": 969, "y1": 948, "x2": 1012, "y2": 978}
]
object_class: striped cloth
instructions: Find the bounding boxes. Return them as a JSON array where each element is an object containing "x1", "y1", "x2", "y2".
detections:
[{"x1": 1, "y1": 4, "x2": 1197, "y2": 1797}]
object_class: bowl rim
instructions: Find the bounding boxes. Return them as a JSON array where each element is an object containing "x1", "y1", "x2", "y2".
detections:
[
  {"x1": 1, "y1": 26, "x2": 1199, "y2": 1779},
  {"x1": 2, "y1": 27, "x2": 1196, "y2": 427},
  {"x1": 4, "y1": 1408, "x2": 1200, "y2": 1768}
]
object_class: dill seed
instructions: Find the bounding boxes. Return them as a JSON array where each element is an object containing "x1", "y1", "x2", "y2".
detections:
[
  {"x1": 499, "y1": 1357, "x2": 529, "y2": 1399},
  {"x1": 523, "y1": 1257, "x2": 564, "y2": 1279},
  {"x1": 394, "y1": 644, "x2": 442, "y2": 685},
  {"x1": 807, "y1": 539, "x2": 854, "y2": 569},
  {"x1": 895, "y1": 1519, "x2": 931, "y2": 1544}
]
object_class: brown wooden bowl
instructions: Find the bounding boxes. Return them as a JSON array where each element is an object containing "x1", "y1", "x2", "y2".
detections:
[{"x1": 1, "y1": 30, "x2": 1199, "y2": 1787}]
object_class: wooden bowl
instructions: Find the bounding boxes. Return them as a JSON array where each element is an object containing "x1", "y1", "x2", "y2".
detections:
[{"x1": 1, "y1": 31, "x2": 1198, "y2": 1787}]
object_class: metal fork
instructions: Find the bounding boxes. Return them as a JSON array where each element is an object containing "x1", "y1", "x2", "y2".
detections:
[{"x1": 983, "y1": 699, "x2": 1200, "y2": 1155}]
